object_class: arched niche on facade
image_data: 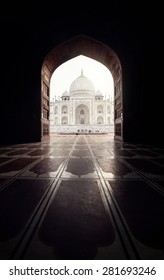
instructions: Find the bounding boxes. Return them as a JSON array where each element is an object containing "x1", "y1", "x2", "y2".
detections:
[{"x1": 75, "y1": 104, "x2": 89, "y2": 124}]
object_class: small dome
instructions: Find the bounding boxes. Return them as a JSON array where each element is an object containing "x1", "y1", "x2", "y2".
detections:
[
  {"x1": 69, "y1": 70, "x2": 95, "y2": 94},
  {"x1": 62, "y1": 90, "x2": 69, "y2": 96},
  {"x1": 95, "y1": 89, "x2": 103, "y2": 96}
]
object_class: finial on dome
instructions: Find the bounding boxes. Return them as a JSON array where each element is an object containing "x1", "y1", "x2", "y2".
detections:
[{"x1": 81, "y1": 69, "x2": 83, "y2": 76}]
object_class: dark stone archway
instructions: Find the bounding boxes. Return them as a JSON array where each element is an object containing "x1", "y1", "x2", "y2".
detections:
[{"x1": 41, "y1": 35, "x2": 123, "y2": 141}]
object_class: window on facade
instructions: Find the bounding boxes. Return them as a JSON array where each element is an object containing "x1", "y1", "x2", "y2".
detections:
[
  {"x1": 107, "y1": 116, "x2": 111, "y2": 125},
  {"x1": 54, "y1": 106, "x2": 58, "y2": 114},
  {"x1": 62, "y1": 105, "x2": 68, "y2": 114},
  {"x1": 107, "y1": 106, "x2": 111, "y2": 114},
  {"x1": 62, "y1": 117, "x2": 68, "y2": 125},
  {"x1": 54, "y1": 117, "x2": 58, "y2": 125},
  {"x1": 97, "y1": 116, "x2": 103, "y2": 124},
  {"x1": 97, "y1": 105, "x2": 103, "y2": 114}
]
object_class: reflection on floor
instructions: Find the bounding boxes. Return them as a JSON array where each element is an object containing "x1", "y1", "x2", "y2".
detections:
[{"x1": 0, "y1": 134, "x2": 164, "y2": 260}]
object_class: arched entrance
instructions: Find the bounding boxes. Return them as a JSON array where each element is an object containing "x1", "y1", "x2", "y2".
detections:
[
  {"x1": 41, "y1": 35, "x2": 122, "y2": 141},
  {"x1": 75, "y1": 104, "x2": 89, "y2": 124}
]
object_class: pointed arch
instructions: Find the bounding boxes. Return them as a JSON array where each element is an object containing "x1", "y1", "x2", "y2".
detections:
[
  {"x1": 41, "y1": 34, "x2": 123, "y2": 141},
  {"x1": 75, "y1": 104, "x2": 89, "y2": 124}
]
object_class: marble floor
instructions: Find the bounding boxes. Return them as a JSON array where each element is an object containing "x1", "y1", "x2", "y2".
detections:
[{"x1": 0, "y1": 134, "x2": 164, "y2": 260}]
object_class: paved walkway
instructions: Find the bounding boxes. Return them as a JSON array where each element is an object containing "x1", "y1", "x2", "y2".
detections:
[{"x1": 0, "y1": 134, "x2": 164, "y2": 260}]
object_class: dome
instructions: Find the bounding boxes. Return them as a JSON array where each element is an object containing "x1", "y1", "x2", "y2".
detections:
[
  {"x1": 62, "y1": 90, "x2": 69, "y2": 96},
  {"x1": 95, "y1": 89, "x2": 103, "y2": 96},
  {"x1": 69, "y1": 70, "x2": 95, "y2": 94}
]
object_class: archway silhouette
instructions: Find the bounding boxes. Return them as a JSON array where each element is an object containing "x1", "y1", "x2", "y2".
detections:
[{"x1": 41, "y1": 34, "x2": 122, "y2": 141}]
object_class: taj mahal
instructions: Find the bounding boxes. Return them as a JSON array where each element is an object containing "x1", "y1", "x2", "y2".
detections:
[{"x1": 50, "y1": 70, "x2": 114, "y2": 134}]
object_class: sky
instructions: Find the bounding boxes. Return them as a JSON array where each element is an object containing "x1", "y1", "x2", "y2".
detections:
[{"x1": 50, "y1": 55, "x2": 114, "y2": 101}]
